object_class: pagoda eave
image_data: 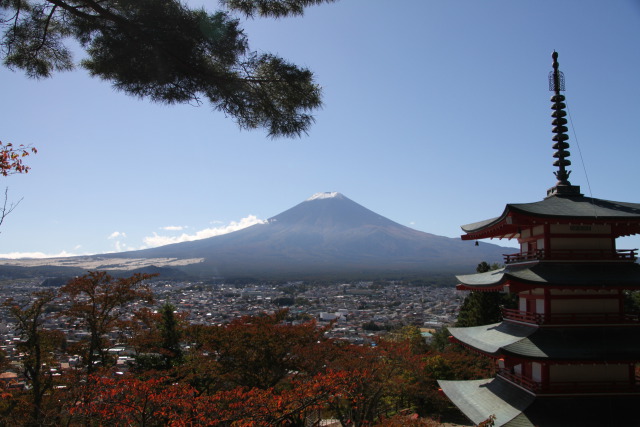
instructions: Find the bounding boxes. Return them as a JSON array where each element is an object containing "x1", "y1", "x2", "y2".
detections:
[
  {"x1": 448, "y1": 322, "x2": 536, "y2": 357},
  {"x1": 461, "y1": 198, "x2": 640, "y2": 241},
  {"x1": 456, "y1": 283, "x2": 506, "y2": 292},
  {"x1": 450, "y1": 322, "x2": 640, "y2": 361},
  {"x1": 457, "y1": 262, "x2": 640, "y2": 291}
]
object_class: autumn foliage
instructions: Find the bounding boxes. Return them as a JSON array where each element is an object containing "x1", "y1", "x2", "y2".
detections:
[
  {"x1": 0, "y1": 141, "x2": 36, "y2": 176},
  {"x1": 1, "y1": 272, "x2": 491, "y2": 426}
]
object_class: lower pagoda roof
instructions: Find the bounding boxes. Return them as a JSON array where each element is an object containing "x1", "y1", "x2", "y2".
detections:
[
  {"x1": 439, "y1": 377, "x2": 640, "y2": 427},
  {"x1": 438, "y1": 377, "x2": 534, "y2": 426},
  {"x1": 449, "y1": 322, "x2": 640, "y2": 360},
  {"x1": 456, "y1": 262, "x2": 640, "y2": 291}
]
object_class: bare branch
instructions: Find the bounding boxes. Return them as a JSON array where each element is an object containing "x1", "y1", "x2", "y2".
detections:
[{"x1": 0, "y1": 187, "x2": 23, "y2": 231}]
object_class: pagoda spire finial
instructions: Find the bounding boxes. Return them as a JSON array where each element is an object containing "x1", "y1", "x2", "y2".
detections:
[{"x1": 546, "y1": 51, "x2": 582, "y2": 197}]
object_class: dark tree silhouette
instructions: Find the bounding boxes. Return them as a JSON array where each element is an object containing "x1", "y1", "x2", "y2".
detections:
[{"x1": 1, "y1": 0, "x2": 338, "y2": 137}]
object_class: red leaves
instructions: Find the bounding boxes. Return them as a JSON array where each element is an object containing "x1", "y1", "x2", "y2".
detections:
[
  {"x1": 71, "y1": 371, "x2": 353, "y2": 426},
  {"x1": 0, "y1": 141, "x2": 37, "y2": 176},
  {"x1": 185, "y1": 309, "x2": 329, "y2": 390},
  {"x1": 59, "y1": 271, "x2": 156, "y2": 373},
  {"x1": 71, "y1": 375, "x2": 198, "y2": 425}
]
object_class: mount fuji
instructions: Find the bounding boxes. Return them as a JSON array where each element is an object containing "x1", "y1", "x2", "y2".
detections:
[
  {"x1": 97, "y1": 192, "x2": 508, "y2": 279},
  {"x1": 0, "y1": 193, "x2": 510, "y2": 280}
]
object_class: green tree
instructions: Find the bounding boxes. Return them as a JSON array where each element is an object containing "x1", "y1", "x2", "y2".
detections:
[
  {"x1": 1, "y1": 0, "x2": 337, "y2": 137},
  {"x1": 386, "y1": 325, "x2": 429, "y2": 354},
  {"x1": 159, "y1": 302, "x2": 183, "y2": 367},
  {"x1": 475, "y1": 261, "x2": 502, "y2": 273},
  {"x1": 455, "y1": 261, "x2": 516, "y2": 327},
  {"x1": 131, "y1": 302, "x2": 185, "y2": 371},
  {"x1": 428, "y1": 326, "x2": 450, "y2": 352},
  {"x1": 624, "y1": 290, "x2": 640, "y2": 313}
]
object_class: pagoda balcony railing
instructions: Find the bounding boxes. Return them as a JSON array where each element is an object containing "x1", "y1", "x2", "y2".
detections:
[
  {"x1": 497, "y1": 369, "x2": 640, "y2": 395},
  {"x1": 503, "y1": 249, "x2": 637, "y2": 264},
  {"x1": 501, "y1": 307, "x2": 640, "y2": 325}
]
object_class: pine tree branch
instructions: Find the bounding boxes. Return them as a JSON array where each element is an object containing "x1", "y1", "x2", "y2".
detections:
[
  {"x1": 69, "y1": 0, "x2": 129, "y2": 25},
  {"x1": 43, "y1": 0, "x2": 105, "y2": 23},
  {"x1": 33, "y1": 4, "x2": 57, "y2": 53},
  {"x1": 5, "y1": 4, "x2": 22, "y2": 55}
]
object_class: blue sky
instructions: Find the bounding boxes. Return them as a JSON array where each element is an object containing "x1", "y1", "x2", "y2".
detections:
[{"x1": 1, "y1": 0, "x2": 640, "y2": 258}]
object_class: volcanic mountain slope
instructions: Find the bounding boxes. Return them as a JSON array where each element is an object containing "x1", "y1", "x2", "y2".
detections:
[{"x1": 108, "y1": 192, "x2": 509, "y2": 278}]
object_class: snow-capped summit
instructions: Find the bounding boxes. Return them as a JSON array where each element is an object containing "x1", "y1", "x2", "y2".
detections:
[{"x1": 306, "y1": 192, "x2": 343, "y2": 201}]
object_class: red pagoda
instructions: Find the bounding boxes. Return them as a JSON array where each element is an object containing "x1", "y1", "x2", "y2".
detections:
[{"x1": 438, "y1": 52, "x2": 640, "y2": 426}]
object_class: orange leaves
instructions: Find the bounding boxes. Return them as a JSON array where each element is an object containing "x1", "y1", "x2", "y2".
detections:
[{"x1": 0, "y1": 141, "x2": 37, "y2": 176}]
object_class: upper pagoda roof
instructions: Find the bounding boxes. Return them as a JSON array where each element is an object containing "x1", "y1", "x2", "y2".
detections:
[
  {"x1": 461, "y1": 52, "x2": 640, "y2": 241},
  {"x1": 461, "y1": 195, "x2": 640, "y2": 240},
  {"x1": 448, "y1": 322, "x2": 640, "y2": 360}
]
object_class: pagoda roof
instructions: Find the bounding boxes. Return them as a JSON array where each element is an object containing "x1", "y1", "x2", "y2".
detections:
[
  {"x1": 456, "y1": 262, "x2": 640, "y2": 291},
  {"x1": 449, "y1": 322, "x2": 640, "y2": 360},
  {"x1": 461, "y1": 194, "x2": 640, "y2": 240},
  {"x1": 437, "y1": 377, "x2": 534, "y2": 426},
  {"x1": 448, "y1": 322, "x2": 536, "y2": 355},
  {"x1": 439, "y1": 377, "x2": 640, "y2": 427}
]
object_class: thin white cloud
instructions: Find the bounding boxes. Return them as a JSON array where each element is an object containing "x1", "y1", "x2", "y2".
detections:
[
  {"x1": 1, "y1": 216, "x2": 266, "y2": 259},
  {"x1": 161, "y1": 225, "x2": 185, "y2": 231},
  {"x1": 0, "y1": 250, "x2": 80, "y2": 259},
  {"x1": 143, "y1": 215, "x2": 266, "y2": 248}
]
